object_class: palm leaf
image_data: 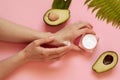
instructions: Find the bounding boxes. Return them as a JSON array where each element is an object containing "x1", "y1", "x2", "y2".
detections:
[{"x1": 85, "y1": 0, "x2": 120, "y2": 28}]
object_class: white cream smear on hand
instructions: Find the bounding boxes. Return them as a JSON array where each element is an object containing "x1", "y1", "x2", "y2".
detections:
[
  {"x1": 81, "y1": 34, "x2": 97, "y2": 49},
  {"x1": 63, "y1": 41, "x2": 71, "y2": 46}
]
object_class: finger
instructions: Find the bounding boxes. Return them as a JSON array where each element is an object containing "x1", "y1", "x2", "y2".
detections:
[
  {"x1": 72, "y1": 44, "x2": 86, "y2": 54},
  {"x1": 72, "y1": 44, "x2": 81, "y2": 51},
  {"x1": 78, "y1": 28, "x2": 96, "y2": 35},
  {"x1": 48, "y1": 51, "x2": 66, "y2": 60},
  {"x1": 32, "y1": 58, "x2": 45, "y2": 62},
  {"x1": 33, "y1": 37, "x2": 54, "y2": 46},
  {"x1": 44, "y1": 45, "x2": 71, "y2": 56},
  {"x1": 49, "y1": 53, "x2": 66, "y2": 61},
  {"x1": 50, "y1": 58, "x2": 60, "y2": 61},
  {"x1": 30, "y1": 56, "x2": 45, "y2": 61},
  {"x1": 72, "y1": 28, "x2": 95, "y2": 42},
  {"x1": 36, "y1": 41, "x2": 71, "y2": 57},
  {"x1": 30, "y1": 54, "x2": 45, "y2": 59},
  {"x1": 50, "y1": 55, "x2": 64, "y2": 61},
  {"x1": 75, "y1": 21, "x2": 93, "y2": 29}
]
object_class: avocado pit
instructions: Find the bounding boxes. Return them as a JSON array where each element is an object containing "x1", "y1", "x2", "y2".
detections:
[
  {"x1": 103, "y1": 55, "x2": 113, "y2": 65},
  {"x1": 44, "y1": 9, "x2": 70, "y2": 26},
  {"x1": 48, "y1": 12, "x2": 59, "y2": 21}
]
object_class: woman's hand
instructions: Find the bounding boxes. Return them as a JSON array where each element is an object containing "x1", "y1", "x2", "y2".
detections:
[
  {"x1": 20, "y1": 37, "x2": 71, "y2": 62},
  {"x1": 51, "y1": 21, "x2": 95, "y2": 51}
]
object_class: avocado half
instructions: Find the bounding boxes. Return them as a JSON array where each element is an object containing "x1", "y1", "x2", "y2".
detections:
[
  {"x1": 92, "y1": 51, "x2": 118, "y2": 73},
  {"x1": 43, "y1": 9, "x2": 70, "y2": 26}
]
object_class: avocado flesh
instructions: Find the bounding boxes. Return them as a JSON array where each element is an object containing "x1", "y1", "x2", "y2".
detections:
[
  {"x1": 92, "y1": 51, "x2": 118, "y2": 73},
  {"x1": 44, "y1": 9, "x2": 70, "y2": 26}
]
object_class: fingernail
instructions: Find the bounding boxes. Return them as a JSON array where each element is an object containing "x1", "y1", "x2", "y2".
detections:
[{"x1": 63, "y1": 41, "x2": 71, "y2": 46}]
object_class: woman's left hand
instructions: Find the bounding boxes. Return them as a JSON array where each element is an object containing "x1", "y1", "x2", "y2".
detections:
[{"x1": 20, "y1": 37, "x2": 71, "y2": 61}]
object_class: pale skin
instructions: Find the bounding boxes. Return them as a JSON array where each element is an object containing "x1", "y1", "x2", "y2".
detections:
[{"x1": 0, "y1": 18, "x2": 95, "y2": 79}]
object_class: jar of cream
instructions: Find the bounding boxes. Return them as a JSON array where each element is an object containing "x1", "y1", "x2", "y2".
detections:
[{"x1": 74, "y1": 34, "x2": 98, "y2": 52}]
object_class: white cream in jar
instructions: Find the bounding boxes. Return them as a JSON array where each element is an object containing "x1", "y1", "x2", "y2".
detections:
[{"x1": 81, "y1": 34, "x2": 98, "y2": 50}]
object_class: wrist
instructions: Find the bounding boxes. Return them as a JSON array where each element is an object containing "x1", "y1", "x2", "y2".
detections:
[
  {"x1": 34, "y1": 32, "x2": 53, "y2": 39},
  {"x1": 17, "y1": 50, "x2": 30, "y2": 64}
]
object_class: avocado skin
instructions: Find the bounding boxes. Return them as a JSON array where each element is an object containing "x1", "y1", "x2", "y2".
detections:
[
  {"x1": 43, "y1": 9, "x2": 70, "y2": 26},
  {"x1": 43, "y1": 19, "x2": 69, "y2": 26},
  {"x1": 92, "y1": 51, "x2": 118, "y2": 73},
  {"x1": 43, "y1": 18, "x2": 69, "y2": 26}
]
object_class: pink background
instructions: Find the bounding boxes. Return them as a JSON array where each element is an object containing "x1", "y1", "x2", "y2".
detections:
[{"x1": 0, "y1": 0, "x2": 120, "y2": 80}]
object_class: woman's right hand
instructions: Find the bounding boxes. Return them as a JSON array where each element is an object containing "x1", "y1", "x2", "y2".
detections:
[
  {"x1": 52, "y1": 21, "x2": 95, "y2": 51},
  {"x1": 20, "y1": 37, "x2": 71, "y2": 62}
]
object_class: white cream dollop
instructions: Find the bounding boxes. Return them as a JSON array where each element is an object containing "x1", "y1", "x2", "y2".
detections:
[{"x1": 63, "y1": 41, "x2": 71, "y2": 46}]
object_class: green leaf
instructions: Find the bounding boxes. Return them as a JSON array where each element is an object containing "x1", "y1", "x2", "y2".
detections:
[
  {"x1": 84, "y1": 0, "x2": 91, "y2": 4},
  {"x1": 64, "y1": 0, "x2": 72, "y2": 9},
  {"x1": 85, "y1": 0, "x2": 120, "y2": 28},
  {"x1": 52, "y1": 0, "x2": 65, "y2": 9},
  {"x1": 52, "y1": 0, "x2": 72, "y2": 9},
  {"x1": 52, "y1": 0, "x2": 59, "y2": 9}
]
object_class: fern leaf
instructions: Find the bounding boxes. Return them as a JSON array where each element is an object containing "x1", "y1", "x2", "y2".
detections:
[
  {"x1": 84, "y1": 0, "x2": 91, "y2": 4},
  {"x1": 85, "y1": 0, "x2": 120, "y2": 28}
]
